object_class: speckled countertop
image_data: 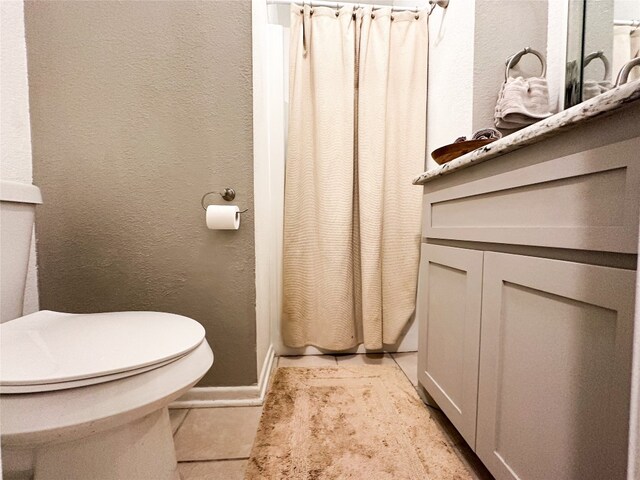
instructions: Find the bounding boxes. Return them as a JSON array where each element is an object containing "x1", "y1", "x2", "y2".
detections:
[{"x1": 413, "y1": 81, "x2": 640, "y2": 185}]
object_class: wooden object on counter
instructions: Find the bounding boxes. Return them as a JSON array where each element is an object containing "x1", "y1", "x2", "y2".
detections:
[{"x1": 431, "y1": 139, "x2": 496, "y2": 165}]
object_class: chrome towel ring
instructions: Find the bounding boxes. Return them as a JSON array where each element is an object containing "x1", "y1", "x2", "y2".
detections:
[
  {"x1": 583, "y1": 50, "x2": 611, "y2": 81},
  {"x1": 505, "y1": 47, "x2": 547, "y2": 80},
  {"x1": 615, "y1": 57, "x2": 640, "y2": 86}
]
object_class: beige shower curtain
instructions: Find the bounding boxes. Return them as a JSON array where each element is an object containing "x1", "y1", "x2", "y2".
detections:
[
  {"x1": 282, "y1": 4, "x2": 427, "y2": 350},
  {"x1": 613, "y1": 26, "x2": 640, "y2": 83}
]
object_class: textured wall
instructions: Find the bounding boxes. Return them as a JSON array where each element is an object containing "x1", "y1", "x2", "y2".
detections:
[
  {"x1": 583, "y1": 0, "x2": 613, "y2": 83},
  {"x1": 473, "y1": 0, "x2": 549, "y2": 133},
  {"x1": 1, "y1": 1, "x2": 32, "y2": 182},
  {"x1": 25, "y1": 0, "x2": 256, "y2": 386},
  {"x1": 1, "y1": 0, "x2": 39, "y2": 315}
]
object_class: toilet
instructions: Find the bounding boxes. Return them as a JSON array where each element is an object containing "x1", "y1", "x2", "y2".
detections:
[{"x1": 0, "y1": 180, "x2": 214, "y2": 480}]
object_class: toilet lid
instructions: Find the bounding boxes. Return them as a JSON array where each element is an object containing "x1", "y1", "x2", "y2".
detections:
[{"x1": 0, "y1": 310, "x2": 206, "y2": 390}]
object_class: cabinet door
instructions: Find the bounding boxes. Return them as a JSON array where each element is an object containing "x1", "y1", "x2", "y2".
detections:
[
  {"x1": 417, "y1": 244, "x2": 483, "y2": 448},
  {"x1": 477, "y1": 252, "x2": 635, "y2": 480}
]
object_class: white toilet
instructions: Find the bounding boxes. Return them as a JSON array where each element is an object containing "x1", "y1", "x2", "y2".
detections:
[{"x1": 0, "y1": 180, "x2": 214, "y2": 480}]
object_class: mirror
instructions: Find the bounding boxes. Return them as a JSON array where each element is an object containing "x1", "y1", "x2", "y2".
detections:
[{"x1": 565, "y1": 0, "x2": 639, "y2": 108}]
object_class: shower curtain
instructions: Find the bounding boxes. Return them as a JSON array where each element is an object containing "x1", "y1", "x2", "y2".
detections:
[
  {"x1": 613, "y1": 25, "x2": 640, "y2": 83},
  {"x1": 282, "y1": 4, "x2": 427, "y2": 350}
]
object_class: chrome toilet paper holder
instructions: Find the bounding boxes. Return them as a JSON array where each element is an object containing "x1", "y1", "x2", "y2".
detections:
[{"x1": 201, "y1": 188, "x2": 248, "y2": 213}]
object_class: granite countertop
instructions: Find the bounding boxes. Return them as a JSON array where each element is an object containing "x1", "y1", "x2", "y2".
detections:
[{"x1": 413, "y1": 81, "x2": 640, "y2": 185}]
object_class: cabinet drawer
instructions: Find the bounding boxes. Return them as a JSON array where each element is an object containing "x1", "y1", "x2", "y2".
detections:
[{"x1": 422, "y1": 137, "x2": 640, "y2": 254}]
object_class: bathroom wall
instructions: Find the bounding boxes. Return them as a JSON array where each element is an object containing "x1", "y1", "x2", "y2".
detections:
[
  {"x1": 546, "y1": 0, "x2": 569, "y2": 113},
  {"x1": 262, "y1": 6, "x2": 289, "y2": 355},
  {"x1": 1, "y1": 0, "x2": 39, "y2": 316},
  {"x1": 24, "y1": 0, "x2": 257, "y2": 387},
  {"x1": 583, "y1": 0, "x2": 614, "y2": 83},
  {"x1": 426, "y1": 0, "x2": 549, "y2": 169},
  {"x1": 615, "y1": 0, "x2": 640, "y2": 21},
  {"x1": 473, "y1": 0, "x2": 549, "y2": 131},
  {"x1": 426, "y1": 0, "x2": 476, "y2": 169},
  {"x1": 252, "y1": 0, "x2": 281, "y2": 378},
  {"x1": 632, "y1": 228, "x2": 640, "y2": 479}
]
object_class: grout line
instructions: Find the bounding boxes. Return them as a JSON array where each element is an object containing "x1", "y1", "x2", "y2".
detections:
[
  {"x1": 172, "y1": 408, "x2": 191, "y2": 437},
  {"x1": 390, "y1": 353, "x2": 416, "y2": 387},
  {"x1": 178, "y1": 457, "x2": 250, "y2": 464}
]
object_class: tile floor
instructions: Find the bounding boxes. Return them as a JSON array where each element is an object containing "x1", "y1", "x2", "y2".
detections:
[{"x1": 170, "y1": 352, "x2": 492, "y2": 480}]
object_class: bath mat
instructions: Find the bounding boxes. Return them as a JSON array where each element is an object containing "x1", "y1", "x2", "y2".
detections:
[{"x1": 245, "y1": 366, "x2": 472, "y2": 479}]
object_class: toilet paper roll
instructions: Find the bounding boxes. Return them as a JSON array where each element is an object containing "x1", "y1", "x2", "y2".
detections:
[{"x1": 206, "y1": 205, "x2": 240, "y2": 230}]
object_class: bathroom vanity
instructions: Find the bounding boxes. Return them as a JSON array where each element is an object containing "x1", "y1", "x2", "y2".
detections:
[{"x1": 414, "y1": 84, "x2": 640, "y2": 480}]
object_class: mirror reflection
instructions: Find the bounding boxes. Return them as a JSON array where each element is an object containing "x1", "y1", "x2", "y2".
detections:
[{"x1": 566, "y1": 0, "x2": 639, "y2": 107}]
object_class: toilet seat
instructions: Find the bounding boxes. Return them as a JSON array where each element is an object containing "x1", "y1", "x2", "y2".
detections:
[
  {"x1": 0, "y1": 353, "x2": 191, "y2": 394},
  {"x1": 0, "y1": 310, "x2": 206, "y2": 394},
  {"x1": 1, "y1": 339, "x2": 213, "y2": 446}
]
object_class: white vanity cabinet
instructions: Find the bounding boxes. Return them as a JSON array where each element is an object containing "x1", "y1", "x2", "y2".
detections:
[
  {"x1": 418, "y1": 247, "x2": 635, "y2": 479},
  {"x1": 417, "y1": 244, "x2": 483, "y2": 449},
  {"x1": 476, "y1": 252, "x2": 634, "y2": 480},
  {"x1": 416, "y1": 103, "x2": 640, "y2": 480}
]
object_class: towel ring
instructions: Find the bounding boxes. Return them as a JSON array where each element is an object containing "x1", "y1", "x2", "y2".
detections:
[
  {"x1": 505, "y1": 47, "x2": 547, "y2": 81},
  {"x1": 615, "y1": 57, "x2": 640, "y2": 86},
  {"x1": 584, "y1": 51, "x2": 611, "y2": 81}
]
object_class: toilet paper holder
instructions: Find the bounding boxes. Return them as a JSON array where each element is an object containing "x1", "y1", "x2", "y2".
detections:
[{"x1": 201, "y1": 188, "x2": 248, "y2": 213}]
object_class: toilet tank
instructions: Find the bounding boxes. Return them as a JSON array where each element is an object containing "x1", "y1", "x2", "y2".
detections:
[{"x1": 0, "y1": 181, "x2": 43, "y2": 323}]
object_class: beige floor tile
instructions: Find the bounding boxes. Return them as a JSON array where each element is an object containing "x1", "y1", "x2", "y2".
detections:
[
  {"x1": 427, "y1": 404, "x2": 466, "y2": 447},
  {"x1": 426, "y1": 406, "x2": 494, "y2": 480},
  {"x1": 335, "y1": 353, "x2": 395, "y2": 366},
  {"x1": 178, "y1": 459, "x2": 247, "y2": 480},
  {"x1": 174, "y1": 407, "x2": 262, "y2": 461},
  {"x1": 278, "y1": 355, "x2": 337, "y2": 367},
  {"x1": 391, "y1": 352, "x2": 419, "y2": 386},
  {"x1": 453, "y1": 442, "x2": 495, "y2": 480},
  {"x1": 169, "y1": 408, "x2": 189, "y2": 435}
]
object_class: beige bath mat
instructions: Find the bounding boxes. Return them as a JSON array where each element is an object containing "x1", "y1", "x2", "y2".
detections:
[{"x1": 246, "y1": 366, "x2": 472, "y2": 479}]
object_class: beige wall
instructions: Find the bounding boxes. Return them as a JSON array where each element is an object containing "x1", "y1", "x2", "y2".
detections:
[
  {"x1": 473, "y1": 0, "x2": 549, "y2": 131},
  {"x1": 25, "y1": 0, "x2": 256, "y2": 386}
]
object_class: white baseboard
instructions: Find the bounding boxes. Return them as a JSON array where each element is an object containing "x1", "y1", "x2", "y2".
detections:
[
  {"x1": 257, "y1": 343, "x2": 276, "y2": 402},
  {"x1": 170, "y1": 344, "x2": 276, "y2": 408}
]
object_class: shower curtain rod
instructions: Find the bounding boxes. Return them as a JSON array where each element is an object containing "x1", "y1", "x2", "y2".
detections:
[
  {"x1": 614, "y1": 19, "x2": 639, "y2": 27},
  {"x1": 266, "y1": 0, "x2": 449, "y2": 13}
]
